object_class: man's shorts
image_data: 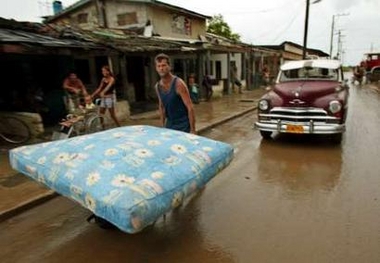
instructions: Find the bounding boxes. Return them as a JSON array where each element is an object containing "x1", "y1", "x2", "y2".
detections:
[{"x1": 100, "y1": 97, "x2": 116, "y2": 108}]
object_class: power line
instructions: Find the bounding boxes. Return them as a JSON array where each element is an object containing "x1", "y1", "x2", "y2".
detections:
[
  {"x1": 250, "y1": 1, "x2": 304, "y2": 44},
  {"x1": 215, "y1": 0, "x2": 299, "y2": 15}
]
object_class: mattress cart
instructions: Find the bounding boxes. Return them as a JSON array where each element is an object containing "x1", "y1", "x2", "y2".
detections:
[{"x1": 52, "y1": 99, "x2": 104, "y2": 140}]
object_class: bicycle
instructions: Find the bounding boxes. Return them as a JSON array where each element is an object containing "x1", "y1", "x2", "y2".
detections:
[{"x1": 0, "y1": 115, "x2": 31, "y2": 144}]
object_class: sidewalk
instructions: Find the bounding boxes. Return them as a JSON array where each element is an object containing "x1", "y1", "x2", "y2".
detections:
[{"x1": 0, "y1": 89, "x2": 266, "y2": 221}]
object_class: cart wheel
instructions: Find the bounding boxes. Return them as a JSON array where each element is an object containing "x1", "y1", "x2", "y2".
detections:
[
  {"x1": 87, "y1": 214, "x2": 117, "y2": 230},
  {"x1": 86, "y1": 116, "x2": 104, "y2": 134}
]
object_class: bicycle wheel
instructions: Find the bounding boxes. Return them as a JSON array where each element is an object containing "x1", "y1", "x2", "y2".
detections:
[
  {"x1": 86, "y1": 116, "x2": 104, "y2": 134},
  {"x1": 0, "y1": 116, "x2": 31, "y2": 144}
]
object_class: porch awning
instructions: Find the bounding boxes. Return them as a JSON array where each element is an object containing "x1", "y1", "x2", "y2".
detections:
[{"x1": 0, "y1": 28, "x2": 105, "y2": 51}]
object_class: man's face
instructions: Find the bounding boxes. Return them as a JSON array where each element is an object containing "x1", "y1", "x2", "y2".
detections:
[{"x1": 155, "y1": 58, "x2": 171, "y2": 77}]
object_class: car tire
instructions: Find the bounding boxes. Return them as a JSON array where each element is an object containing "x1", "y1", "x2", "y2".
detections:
[
  {"x1": 260, "y1": 130, "x2": 272, "y2": 139},
  {"x1": 331, "y1": 133, "x2": 342, "y2": 144}
]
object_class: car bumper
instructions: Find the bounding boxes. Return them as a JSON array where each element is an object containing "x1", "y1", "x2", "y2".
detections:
[{"x1": 254, "y1": 120, "x2": 345, "y2": 134}]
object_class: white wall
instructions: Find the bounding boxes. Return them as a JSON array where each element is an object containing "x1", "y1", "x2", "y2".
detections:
[{"x1": 210, "y1": 53, "x2": 243, "y2": 79}]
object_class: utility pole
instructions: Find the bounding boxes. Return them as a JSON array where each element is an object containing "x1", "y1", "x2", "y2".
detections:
[
  {"x1": 302, "y1": 0, "x2": 310, "y2": 59},
  {"x1": 336, "y1": 30, "x2": 346, "y2": 62},
  {"x1": 329, "y1": 13, "x2": 349, "y2": 58},
  {"x1": 302, "y1": 0, "x2": 322, "y2": 59}
]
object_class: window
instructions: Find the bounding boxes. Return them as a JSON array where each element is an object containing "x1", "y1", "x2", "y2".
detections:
[
  {"x1": 117, "y1": 12, "x2": 138, "y2": 26},
  {"x1": 77, "y1": 13, "x2": 88, "y2": 24},
  {"x1": 215, "y1": 61, "x2": 221, "y2": 79},
  {"x1": 280, "y1": 67, "x2": 338, "y2": 81}
]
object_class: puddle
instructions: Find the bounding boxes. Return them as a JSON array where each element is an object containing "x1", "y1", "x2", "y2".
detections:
[{"x1": 0, "y1": 173, "x2": 29, "y2": 188}]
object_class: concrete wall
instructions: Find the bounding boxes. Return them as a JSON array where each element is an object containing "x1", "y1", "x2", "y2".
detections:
[
  {"x1": 0, "y1": 112, "x2": 44, "y2": 139},
  {"x1": 54, "y1": 1, "x2": 207, "y2": 40},
  {"x1": 102, "y1": 100, "x2": 130, "y2": 125},
  {"x1": 106, "y1": 2, "x2": 148, "y2": 29},
  {"x1": 147, "y1": 6, "x2": 206, "y2": 39},
  {"x1": 53, "y1": 4, "x2": 98, "y2": 28},
  {"x1": 211, "y1": 80, "x2": 224, "y2": 98},
  {"x1": 210, "y1": 53, "x2": 243, "y2": 79}
]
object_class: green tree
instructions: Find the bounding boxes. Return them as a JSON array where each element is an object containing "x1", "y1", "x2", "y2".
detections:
[{"x1": 207, "y1": 14, "x2": 241, "y2": 42}]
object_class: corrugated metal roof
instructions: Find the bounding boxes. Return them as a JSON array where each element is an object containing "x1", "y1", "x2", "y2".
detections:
[
  {"x1": 98, "y1": 34, "x2": 200, "y2": 53},
  {"x1": 0, "y1": 17, "x2": 251, "y2": 54},
  {"x1": 0, "y1": 28, "x2": 103, "y2": 49}
]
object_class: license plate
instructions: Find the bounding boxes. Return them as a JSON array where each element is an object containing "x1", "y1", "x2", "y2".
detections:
[{"x1": 286, "y1": 124, "x2": 304, "y2": 133}]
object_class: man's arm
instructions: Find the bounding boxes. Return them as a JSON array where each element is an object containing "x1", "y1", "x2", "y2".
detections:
[
  {"x1": 155, "y1": 84, "x2": 166, "y2": 127},
  {"x1": 91, "y1": 79, "x2": 104, "y2": 98},
  {"x1": 78, "y1": 79, "x2": 88, "y2": 96},
  {"x1": 176, "y1": 78, "x2": 196, "y2": 134}
]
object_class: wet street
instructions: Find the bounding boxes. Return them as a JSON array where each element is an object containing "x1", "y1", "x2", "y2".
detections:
[{"x1": 1, "y1": 84, "x2": 380, "y2": 263}]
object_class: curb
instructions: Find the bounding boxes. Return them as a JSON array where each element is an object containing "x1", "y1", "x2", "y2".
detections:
[
  {"x1": 197, "y1": 106, "x2": 257, "y2": 133},
  {"x1": 0, "y1": 191, "x2": 57, "y2": 222},
  {"x1": 0, "y1": 106, "x2": 257, "y2": 221}
]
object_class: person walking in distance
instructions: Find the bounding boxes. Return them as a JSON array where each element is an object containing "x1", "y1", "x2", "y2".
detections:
[
  {"x1": 262, "y1": 64, "x2": 270, "y2": 86},
  {"x1": 91, "y1": 65, "x2": 121, "y2": 127},
  {"x1": 154, "y1": 53, "x2": 196, "y2": 134},
  {"x1": 202, "y1": 73, "x2": 213, "y2": 101},
  {"x1": 231, "y1": 66, "x2": 243, "y2": 94}
]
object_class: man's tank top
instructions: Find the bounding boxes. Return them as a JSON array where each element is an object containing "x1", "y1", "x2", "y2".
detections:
[{"x1": 157, "y1": 77, "x2": 190, "y2": 132}]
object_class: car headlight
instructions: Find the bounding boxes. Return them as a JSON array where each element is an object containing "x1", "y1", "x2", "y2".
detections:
[
  {"x1": 258, "y1": 99, "x2": 269, "y2": 111},
  {"x1": 329, "y1": 100, "x2": 342, "y2": 114}
]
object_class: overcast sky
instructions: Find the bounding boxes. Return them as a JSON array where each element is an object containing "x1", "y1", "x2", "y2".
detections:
[{"x1": 1, "y1": 0, "x2": 379, "y2": 65}]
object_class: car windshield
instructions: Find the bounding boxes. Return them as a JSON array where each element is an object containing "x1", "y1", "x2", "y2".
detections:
[{"x1": 279, "y1": 67, "x2": 339, "y2": 82}]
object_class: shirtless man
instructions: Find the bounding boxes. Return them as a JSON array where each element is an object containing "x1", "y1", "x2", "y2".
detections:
[{"x1": 62, "y1": 72, "x2": 88, "y2": 112}]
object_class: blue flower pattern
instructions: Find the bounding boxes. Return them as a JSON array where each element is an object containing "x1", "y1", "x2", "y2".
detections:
[{"x1": 9, "y1": 125, "x2": 234, "y2": 234}]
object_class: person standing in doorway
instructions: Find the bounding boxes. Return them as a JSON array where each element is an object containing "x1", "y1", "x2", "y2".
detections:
[
  {"x1": 188, "y1": 74, "x2": 199, "y2": 104},
  {"x1": 262, "y1": 64, "x2": 270, "y2": 86},
  {"x1": 91, "y1": 65, "x2": 121, "y2": 127},
  {"x1": 62, "y1": 72, "x2": 89, "y2": 112},
  {"x1": 154, "y1": 53, "x2": 196, "y2": 134}
]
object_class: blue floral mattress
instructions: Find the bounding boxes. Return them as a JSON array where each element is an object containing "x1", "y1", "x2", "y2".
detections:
[{"x1": 9, "y1": 125, "x2": 234, "y2": 233}]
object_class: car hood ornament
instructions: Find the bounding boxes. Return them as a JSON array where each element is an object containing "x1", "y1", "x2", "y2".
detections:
[{"x1": 292, "y1": 85, "x2": 302, "y2": 98}]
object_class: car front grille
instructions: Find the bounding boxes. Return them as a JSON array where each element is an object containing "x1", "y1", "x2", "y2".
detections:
[{"x1": 260, "y1": 107, "x2": 337, "y2": 123}]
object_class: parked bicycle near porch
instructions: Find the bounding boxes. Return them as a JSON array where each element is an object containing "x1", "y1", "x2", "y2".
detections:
[{"x1": 0, "y1": 114, "x2": 31, "y2": 144}]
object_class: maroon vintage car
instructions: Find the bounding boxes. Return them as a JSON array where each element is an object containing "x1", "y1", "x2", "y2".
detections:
[{"x1": 254, "y1": 59, "x2": 349, "y2": 143}]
